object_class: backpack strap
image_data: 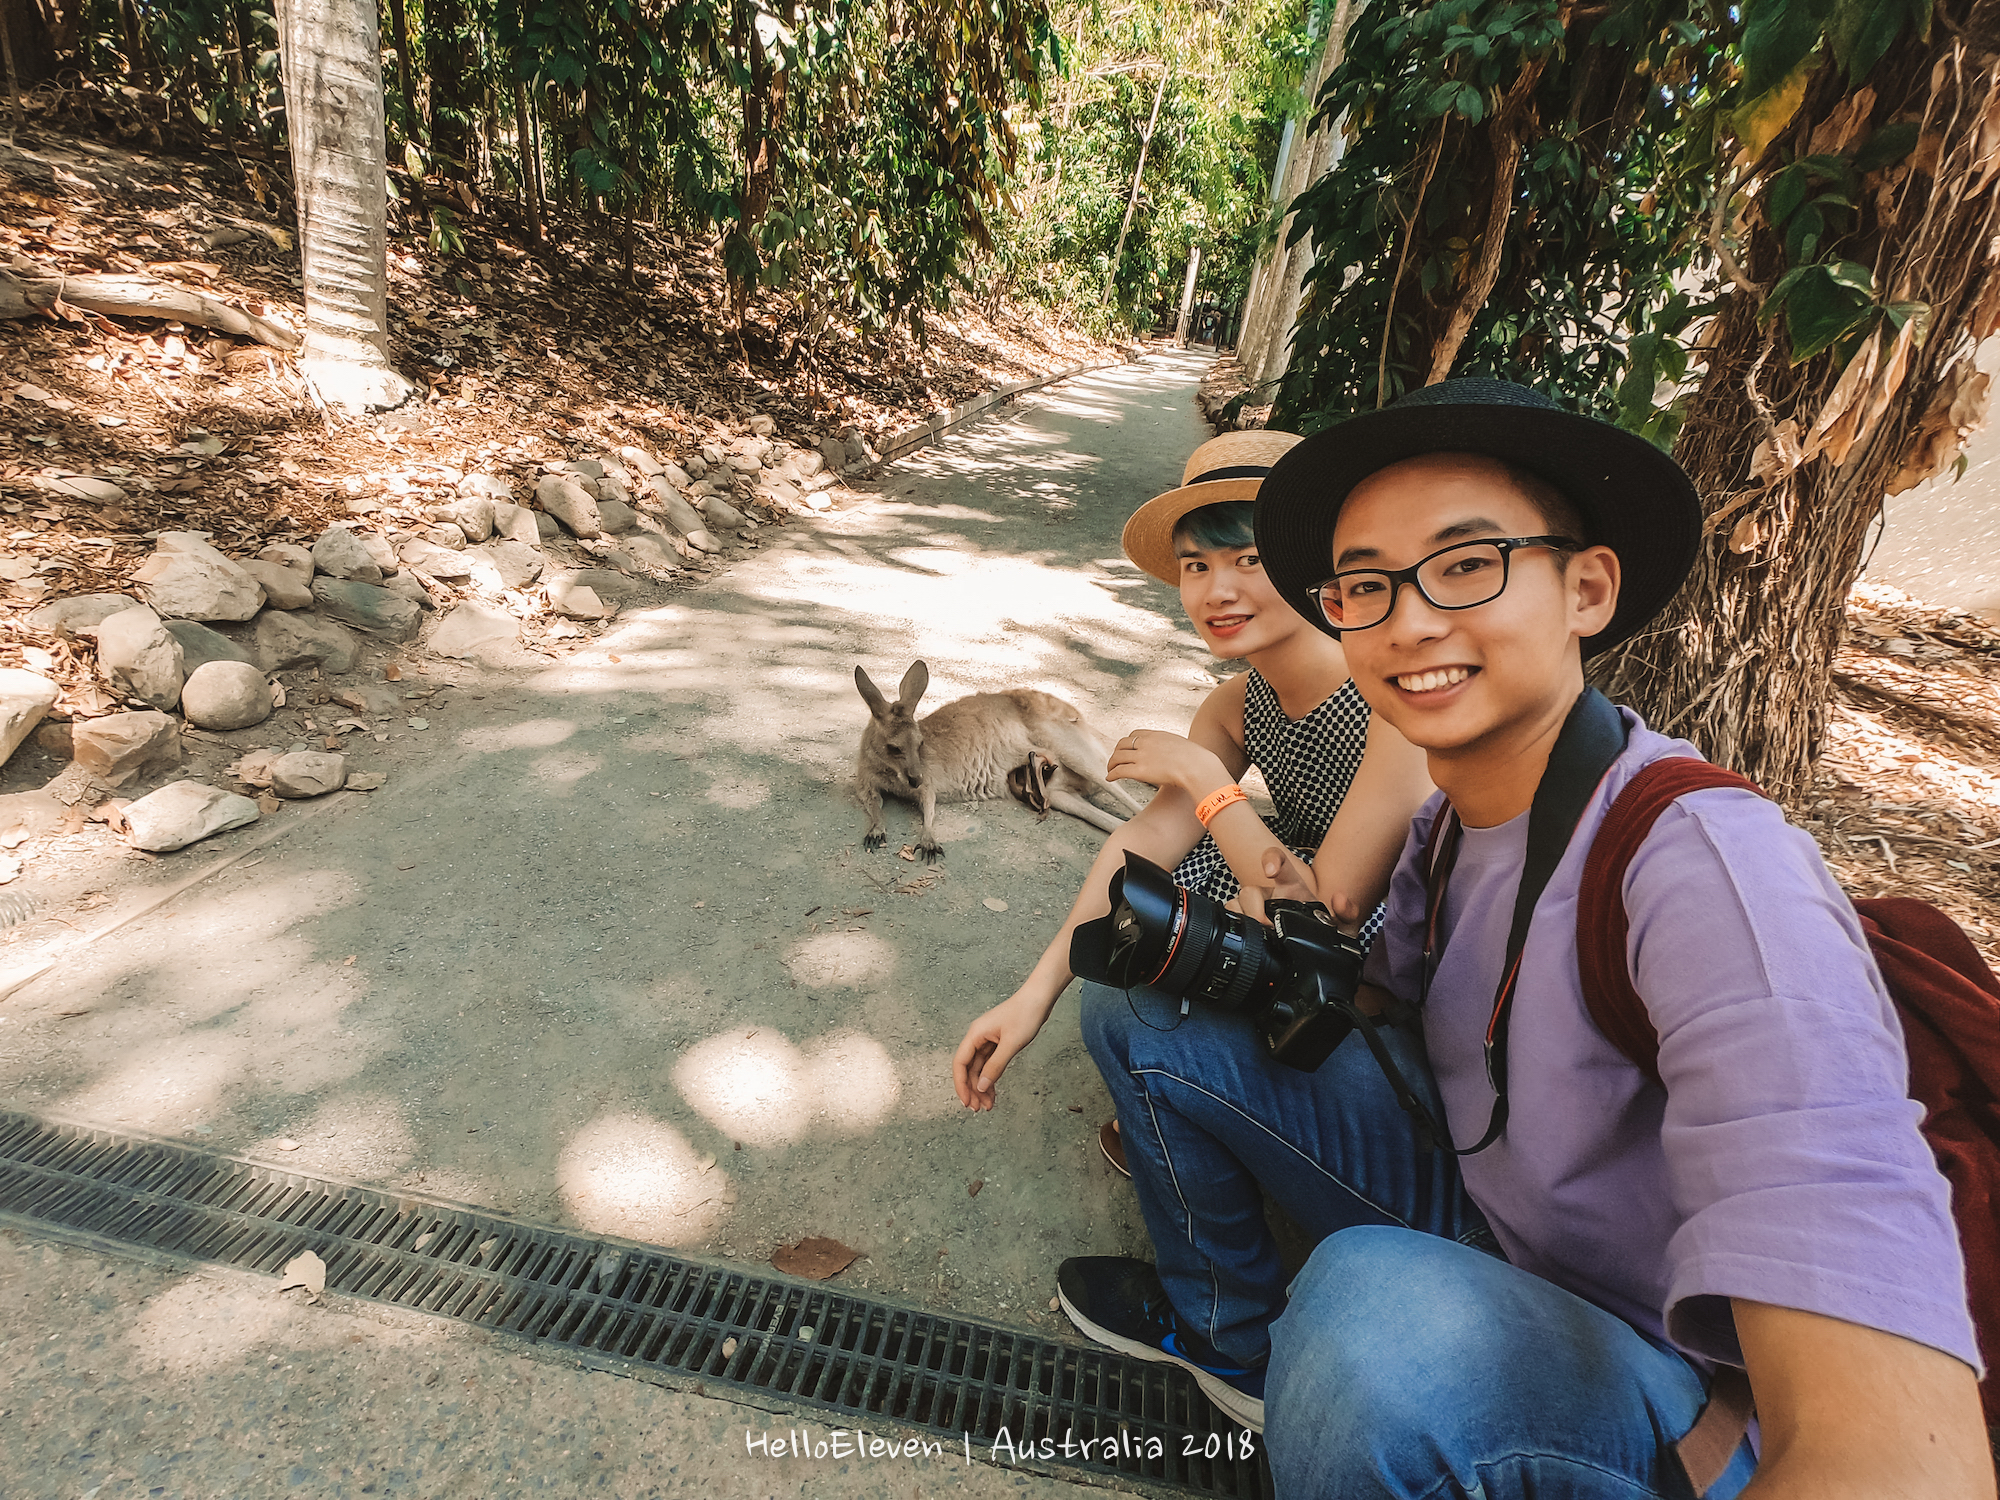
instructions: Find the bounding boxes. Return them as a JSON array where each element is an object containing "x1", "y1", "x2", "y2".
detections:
[
  {"x1": 1574, "y1": 755, "x2": 1768, "y2": 1496},
  {"x1": 1575, "y1": 757, "x2": 1765, "y2": 1086}
]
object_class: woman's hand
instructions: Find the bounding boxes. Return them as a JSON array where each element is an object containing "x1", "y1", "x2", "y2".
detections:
[
  {"x1": 952, "y1": 989, "x2": 1056, "y2": 1111},
  {"x1": 1106, "y1": 730, "x2": 1230, "y2": 800}
]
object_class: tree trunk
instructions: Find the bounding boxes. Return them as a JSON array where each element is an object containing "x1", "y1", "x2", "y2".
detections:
[
  {"x1": 1594, "y1": 43, "x2": 2000, "y2": 803},
  {"x1": 2, "y1": 0, "x2": 56, "y2": 91},
  {"x1": 384, "y1": 0, "x2": 417, "y2": 143},
  {"x1": 513, "y1": 80, "x2": 542, "y2": 241},
  {"x1": 1174, "y1": 243, "x2": 1200, "y2": 345},
  {"x1": 274, "y1": 0, "x2": 415, "y2": 411},
  {"x1": 428, "y1": 0, "x2": 476, "y2": 179},
  {"x1": 1102, "y1": 64, "x2": 1168, "y2": 306}
]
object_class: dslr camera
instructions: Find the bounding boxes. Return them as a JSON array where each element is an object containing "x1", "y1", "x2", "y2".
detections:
[{"x1": 1069, "y1": 852, "x2": 1368, "y2": 1071}]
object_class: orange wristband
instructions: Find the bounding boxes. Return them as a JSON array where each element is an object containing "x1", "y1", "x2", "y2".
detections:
[{"x1": 1195, "y1": 784, "x2": 1248, "y2": 827}]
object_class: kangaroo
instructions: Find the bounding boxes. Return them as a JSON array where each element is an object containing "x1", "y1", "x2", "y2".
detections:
[{"x1": 853, "y1": 661, "x2": 1145, "y2": 862}]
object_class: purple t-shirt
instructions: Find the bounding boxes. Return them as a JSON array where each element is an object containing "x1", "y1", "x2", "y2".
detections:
[{"x1": 1363, "y1": 710, "x2": 1979, "y2": 1370}]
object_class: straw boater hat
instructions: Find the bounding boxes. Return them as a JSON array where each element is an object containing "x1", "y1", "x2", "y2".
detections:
[
  {"x1": 1121, "y1": 430, "x2": 1302, "y2": 584},
  {"x1": 1255, "y1": 379, "x2": 1701, "y2": 657}
]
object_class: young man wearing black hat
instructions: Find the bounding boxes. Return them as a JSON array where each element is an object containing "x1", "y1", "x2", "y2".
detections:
[{"x1": 1060, "y1": 380, "x2": 1990, "y2": 1497}]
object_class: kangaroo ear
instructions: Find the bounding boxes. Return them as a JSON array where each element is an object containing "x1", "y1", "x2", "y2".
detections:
[
  {"x1": 898, "y1": 660, "x2": 929, "y2": 709},
  {"x1": 855, "y1": 665, "x2": 891, "y2": 718}
]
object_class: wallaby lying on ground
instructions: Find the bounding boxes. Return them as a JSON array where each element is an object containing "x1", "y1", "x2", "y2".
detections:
[{"x1": 853, "y1": 661, "x2": 1145, "y2": 862}]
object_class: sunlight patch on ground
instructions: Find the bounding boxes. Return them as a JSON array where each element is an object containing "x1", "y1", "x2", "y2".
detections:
[
  {"x1": 126, "y1": 1273, "x2": 299, "y2": 1375},
  {"x1": 706, "y1": 777, "x2": 770, "y2": 809},
  {"x1": 557, "y1": 1111, "x2": 731, "y2": 1244},
  {"x1": 782, "y1": 929, "x2": 897, "y2": 988},
  {"x1": 531, "y1": 749, "x2": 602, "y2": 789},
  {"x1": 671, "y1": 1028, "x2": 902, "y2": 1146},
  {"x1": 457, "y1": 717, "x2": 577, "y2": 753}
]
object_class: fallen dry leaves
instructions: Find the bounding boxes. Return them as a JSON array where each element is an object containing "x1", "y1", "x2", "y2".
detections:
[{"x1": 771, "y1": 1236, "x2": 862, "y2": 1281}]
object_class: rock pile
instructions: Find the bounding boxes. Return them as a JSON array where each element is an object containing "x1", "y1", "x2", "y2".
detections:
[{"x1": 0, "y1": 412, "x2": 872, "y2": 860}]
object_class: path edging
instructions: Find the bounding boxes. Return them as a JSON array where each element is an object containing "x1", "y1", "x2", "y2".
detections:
[{"x1": 872, "y1": 345, "x2": 1146, "y2": 465}]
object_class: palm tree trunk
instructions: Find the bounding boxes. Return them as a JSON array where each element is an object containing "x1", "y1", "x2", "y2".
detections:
[{"x1": 275, "y1": 0, "x2": 415, "y2": 411}]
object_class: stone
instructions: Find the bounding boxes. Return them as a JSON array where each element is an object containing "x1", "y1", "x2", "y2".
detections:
[
  {"x1": 684, "y1": 454, "x2": 708, "y2": 478},
  {"x1": 491, "y1": 502, "x2": 541, "y2": 547},
  {"x1": 795, "y1": 449, "x2": 826, "y2": 478},
  {"x1": 747, "y1": 414, "x2": 776, "y2": 437},
  {"x1": 239, "y1": 559, "x2": 313, "y2": 610},
  {"x1": 125, "y1": 780, "x2": 259, "y2": 851},
  {"x1": 311, "y1": 578, "x2": 423, "y2": 641},
  {"x1": 180, "y1": 660, "x2": 274, "y2": 731},
  {"x1": 423, "y1": 523, "x2": 469, "y2": 549},
  {"x1": 617, "y1": 531, "x2": 684, "y2": 573},
  {"x1": 0, "y1": 670, "x2": 58, "y2": 768},
  {"x1": 0, "y1": 789, "x2": 65, "y2": 841},
  {"x1": 131, "y1": 535, "x2": 265, "y2": 622},
  {"x1": 773, "y1": 455, "x2": 805, "y2": 485},
  {"x1": 258, "y1": 542, "x2": 314, "y2": 577},
  {"x1": 568, "y1": 567, "x2": 649, "y2": 601},
  {"x1": 802, "y1": 490, "x2": 834, "y2": 513},
  {"x1": 615, "y1": 445, "x2": 665, "y2": 477},
  {"x1": 163, "y1": 619, "x2": 257, "y2": 674},
  {"x1": 356, "y1": 530, "x2": 399, "y2": 575},
  {"x1": 597, "y1": 475, "x2": 634, "y2": 508},
  {"x1": 700, "y1": 444, "x2": 726, "y2": 467},
  {"x1": 647, "y1": 478, "x2": 717, "y2": 548},
  {"x1": 559, "y1": 459, "x2": 605, "y2": 480},
  {"x1": 818, "y1": 436, "x2": 846, "y2": 473},
  {"x1": 535, "y1": 475, "x2": 603, "y2": 538},
  {"x1": 312, "y1": 525, "x2": 384, "y2": 582},
  {"x1": 329, "y1": 683, "x2": 405, "y2": 715},
  {"x1": 535, "y1": 513, "x2": 560, "y2": 542},
  {"x1": 662, "y1": 462, "x2": 694, "y2": 489},
  {"x1": 72, "y1": 710, "x2": 181, "y2": 787},
  {"x1": 727, "y1": 452, "x2": 762, "y2": 474},
  {"x1": 758, "y1": 477, "x2": 804, "y2": 513},
  {"x1": 25, "y1": 593, "x2": 140, "y2": 636},
  {"x1": 548, "y1": 579, "x2": 613, "y2": 619},
  {"x1": 96, "y1": 605, "x2": 185, "y2": 710},
  {"x1": 250, "y1": 611, "x2": 359, "y2": 673},
  {"x1": 270, "y1": 751, "x2": 346, "y2": 799},
  {"x1": 700, "y1": 494, "x2": 750, "y2": 531},
  {"x1": 430, "y1": 601, "x2": 519, "y2": 658},
  {"x1": 399, "y1": 539, "x2": 472, "y2": 579},
  {"x1": 234, "y1": 748, "x2": 281, "y2": 787},
  {"x1": 738, "y1": 436, "x2": 771, "y2": 465},
  {"x1": 597, "y1": 500, "x2": 638, "y2": 535},
  {"x1": 843, "y1": 431, "x2": 873, "y2": 465},
  {"x1": 39, "y1": 473, "x2": 127, "y2": 505},
  {"x1": 447, "y1": 495, "x2": 494, "y2": 541},
  {"x1": 455, "y1": 474, "x2": 514, "y2": 506},
  {"x1": 34, "y1": 722, "x2": 72, "y2": 758},
  {"x1": 465, "y1": 540, "x2": 545, "y2": 591},
  {"x1": 382, "y1": 572, "x2": 435, "y2": 610}
]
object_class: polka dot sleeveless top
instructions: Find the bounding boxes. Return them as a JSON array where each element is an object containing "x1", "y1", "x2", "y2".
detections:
[{"x1": 1171, "y1": 668, "x2": 1385, "y2": 943}]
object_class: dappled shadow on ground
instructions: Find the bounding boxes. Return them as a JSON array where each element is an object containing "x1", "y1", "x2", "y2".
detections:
[{"x1": 0, "y1": 353, "x2": 1220, "y2": 1330}]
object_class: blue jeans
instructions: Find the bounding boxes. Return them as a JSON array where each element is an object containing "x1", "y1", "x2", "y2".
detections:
[{"x1": 1079, "y1": 981, "x2": 1756, "y2": 1499}]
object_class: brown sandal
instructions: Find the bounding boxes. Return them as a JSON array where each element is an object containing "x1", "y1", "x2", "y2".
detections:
[{"x1": 1098, "y1": 1119, "x2": 1130, "y2": 1178}]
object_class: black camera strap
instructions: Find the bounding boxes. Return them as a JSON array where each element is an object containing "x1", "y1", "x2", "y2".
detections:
[{"x1": 1415, "y1": 686, "x2": 1630, "y2": 1155}]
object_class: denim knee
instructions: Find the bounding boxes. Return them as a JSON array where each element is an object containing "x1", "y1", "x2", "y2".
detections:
[{"x1": 1267, "y1": 1226, "x2": 1719, "y2": 1500}]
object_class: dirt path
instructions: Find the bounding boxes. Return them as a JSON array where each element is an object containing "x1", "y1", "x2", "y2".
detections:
[{"x1": 0, "y1": 351, "x2": 1221, "y2": 1344}]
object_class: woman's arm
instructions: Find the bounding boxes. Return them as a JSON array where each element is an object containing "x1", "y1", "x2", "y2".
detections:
[
  {"x1": 952, "y1": 683, "x2": 1254, "y2": 1111},
  {"x1": 1304, "y1": 712, "x2": 1433, "y2": 926}
]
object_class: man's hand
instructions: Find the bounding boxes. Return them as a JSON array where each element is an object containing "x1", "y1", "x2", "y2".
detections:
[
  {"x1": 1734, "y1": 1299, "x2": 1994, "y2": 1499},
  {"x1": 951, "y1": 990, "x2": 1054, "y2": 1111},
  {"x1": 1233, "y1": 845, "x2": 1336, "y2": 928}
]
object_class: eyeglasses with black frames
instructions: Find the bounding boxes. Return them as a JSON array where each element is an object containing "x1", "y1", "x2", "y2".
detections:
[{"x1": 1310, "y1": 536, "x2": 1581, "y2": 632}]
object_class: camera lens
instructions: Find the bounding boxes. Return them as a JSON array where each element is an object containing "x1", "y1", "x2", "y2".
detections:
[{"x1": 1102, "y1": 857, "x2": 1281, "y2": 1014}]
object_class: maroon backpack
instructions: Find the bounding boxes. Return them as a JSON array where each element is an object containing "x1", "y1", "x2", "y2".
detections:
[{"x1": 1576, "y1": 756, "x2": 2000, "y2": 1435}]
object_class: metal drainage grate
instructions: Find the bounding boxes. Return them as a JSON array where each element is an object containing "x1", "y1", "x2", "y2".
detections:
[{"x1": 0, "y1": 1111, "x2": 1270, "y2": 1498}]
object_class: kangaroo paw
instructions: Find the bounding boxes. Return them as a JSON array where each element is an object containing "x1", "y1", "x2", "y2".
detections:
[
  {"x1": 864, "y1": 830, "x2": 887, "y2": 851},
  {"x1": 917, "y1": 836, "x2": 945, "y2": 865}
]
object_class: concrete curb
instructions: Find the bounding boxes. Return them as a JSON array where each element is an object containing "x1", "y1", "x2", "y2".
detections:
[{"x1": 872, "y1": 345, "x2": 1146, "y2": 465}]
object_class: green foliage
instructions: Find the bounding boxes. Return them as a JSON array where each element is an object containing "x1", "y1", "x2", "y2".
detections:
[{"x1": 1273, "y1": 0, "x2": 1943, "y2": 442}]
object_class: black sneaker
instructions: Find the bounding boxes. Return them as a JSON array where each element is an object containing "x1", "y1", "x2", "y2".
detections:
[{"x1": 1056, "y1": 1256, "x2": 1265, "y2": 1432}]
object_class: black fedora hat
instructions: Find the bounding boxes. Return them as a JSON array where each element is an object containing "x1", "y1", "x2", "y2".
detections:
[{"x1": 1254, "y1": 378, "x2": 1701, "y2": 658}]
